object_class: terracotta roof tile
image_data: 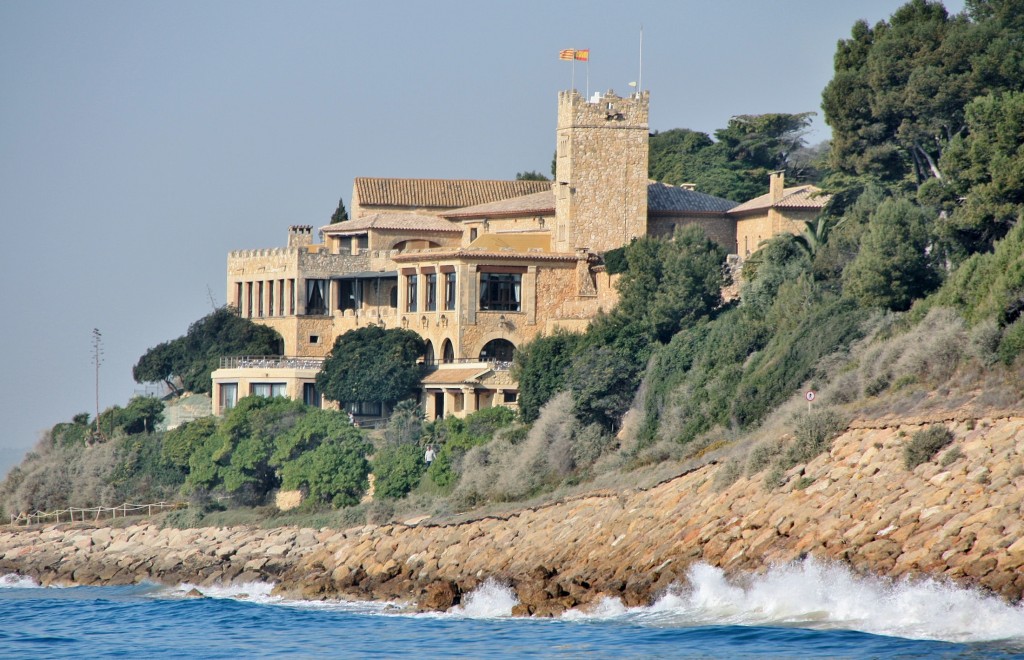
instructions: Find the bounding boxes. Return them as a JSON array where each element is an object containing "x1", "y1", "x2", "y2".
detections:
[
  {"x1": 421, "y1": 367, "x2": 490, "y2": 385},
  {"x1": 647, "y1": 181, "x2": 738, "y2": 214},
  {"x1": 727, "y1": 185, "x2": 830, "y2": 215},
  {"x1": 355, "y1": 178, "x2": 551, "y2": 209},
  {"x1": 321, "y1": 213, "x2": 461, "y2": 235},
  {"x1": 442, "y1": 189, "x2": 555, "y2": 218}
]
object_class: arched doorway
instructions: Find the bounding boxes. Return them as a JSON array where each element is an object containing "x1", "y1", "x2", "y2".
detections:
[
  {"x1": 423, "y1": 340, "x2": 435, "y2": 365},
  {"x1": 479, "y1": 338, "x2": 515, "y2": 363},
  {"x1": 441, "y1": 339, "x2": 455, "y2": 363}
]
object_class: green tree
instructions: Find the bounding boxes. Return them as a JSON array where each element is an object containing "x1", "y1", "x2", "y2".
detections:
[
  {"x1": 842, "y1": 197, "x2": 941, "y2": 311},
  {"x1": 133, "y1": 307, "x2": 283, "y2": 395},
  {"x1": 330, "y1": 197, "x2": 348, "y2": 223},
  {"x1": 515, "y1": 170, "x2": 549, "y2": 181},
  {"x1": 316, "y1": 326, "x2": 426, "y2": 410},
  {"x1": 162, "y1": 417, "x2": 219, "y2": 470},
  {"x1": 512, "y1": 330, "x2": 585, "y2": 423},
  {"x1": 930, "y1": 91, "x2": 1024, "y2": 260},
  {"x1": 372, "y1": 444, "x2": 425, "y2": 499},
  {"x1": 280, "y1": 431, "x2": 371, "y2": 507}
]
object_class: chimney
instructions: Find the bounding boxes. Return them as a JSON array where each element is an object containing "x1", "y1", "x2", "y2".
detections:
[
  {"x1": 769, "y1": 171, "x2": 785, "y2": 205},
  {"x1": 287, "y1": 225, "x2": 313, "y2": 248}
]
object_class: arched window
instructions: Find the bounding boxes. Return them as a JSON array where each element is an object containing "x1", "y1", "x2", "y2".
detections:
[
  {"x1": 479, "y1": 338, "x2": 515, "y2": 363},
  {"x1": 424, "y1": 340, "x2": 435, "y2": 366},
  {"x1": 441, "y1": 339, "x2": 455, "y2": 363}
]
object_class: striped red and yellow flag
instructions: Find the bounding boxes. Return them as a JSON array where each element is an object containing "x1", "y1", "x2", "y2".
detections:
[
  {"x1": 559, "y1": 49, "x2": 575, "y2": 61},
  {"x1": 574, "y1": 49, "x2": 590, "y2": 62}
]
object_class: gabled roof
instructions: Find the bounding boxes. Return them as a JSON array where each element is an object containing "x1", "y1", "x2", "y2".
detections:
[
  {"x1": 727, "y1": 185, "x2": 830, "y2": 215},
  {"x1": 354, "y1": 177, "x2": 551, "y2": 210},
  {"x1": 647, "y1": 181, "x2": 738, "y2": 214},
  {"x1": 421, "y1": 367, "x2": 491, "y2": 385},
  {"x1": 320, "y1": 213, "x2": 461, "y2": 235},
  {"x1": 442, "y1": 189, "x2": 555, "y2": 219}
]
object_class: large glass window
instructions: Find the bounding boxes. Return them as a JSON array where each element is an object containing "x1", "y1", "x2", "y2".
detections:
[
  {"x1": 306, "y1": 279, "x2": 327, "y2": 315},
  {"x1": 442, "y1": 339, "x2": 455, "y2": 363},
  {"x1": 406, "y1": 274, "x2": 418, "y2": 312},
  {"x1": 219, "y1": 383, "x2": 238, "y2": 411},
  {"x1": 425, "y1": 273, "x2": 437, "y2": 311},
  {"x1": 339, "y1": 279, "x2": 360, "y2": 311},
  {"x1": 479, "y1": 338, "x2": 516, "y2": 362},
  {"x1": 444, "y1": 272, "x2": 457, "y2": 310},
  {"x1": 479, "y1": 273, "x2": 522, "y2": 311},
  {"x1": 347, "y1": 401, "x2": 382, "y2": 417},
  {"x1": 251, "y1": 382, "x2": 287, "y2": 398}
]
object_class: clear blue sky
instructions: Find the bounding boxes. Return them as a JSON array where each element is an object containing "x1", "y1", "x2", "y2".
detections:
[{"x1": 0, "y1": 0, "x2": 965, "y2": 476}]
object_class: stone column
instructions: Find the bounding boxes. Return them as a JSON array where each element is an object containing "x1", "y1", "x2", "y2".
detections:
[
  {"x1": 465, "y1": 265, "x2": 478, "y2": 325},
  {"x1": 244, "y1": 282, "x2": 253, "y2": 318},
  {"x1": 296, "y1": 278, "x2": 306, "y2": 316},
  {"x1": 525, "y1": 265, "x2": 538, "y2": 325},
  {"x1": 462, "y1": 387, "x2": 478, "y2": 414},
  {"x1": 444, "y1": 389, "x2": 459, "y2": 416}
]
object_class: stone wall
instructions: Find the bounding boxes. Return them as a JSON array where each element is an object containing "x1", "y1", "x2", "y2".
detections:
[
  {"x1": 648, "y1": 214, "x2": 737, "y2": 253},
  {"x1": 555, "y1": 90, "x2": 649, "y2": 253}
]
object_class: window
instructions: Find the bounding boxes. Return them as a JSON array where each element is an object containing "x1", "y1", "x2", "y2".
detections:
[
  {"x1": 425, "y1": 273, "x2": 437, "y2": 311},
  {"x1": 479, "y1": 273, "x2": 522, "y2": 311},
  {"x1": 470, "y1": 228, "x2": 478, "y2": 242},
  {"x1": 309, "y1": 335, "x2": 320, "y2": 344},
  {"x1": 339, "y1": 279, "x2": 360, "y2": 311},
  {"x1": 303, "y1": 383, "x2": 320, "y2": 407},
  {"x1": 479, "y1": 338, "x2": 515, "y2": 362},
  {"x1": 442, "y1": 339, "x2": 455, "y2": 363},
  {"x1": 406, "y1": 274, "x2": 418, "y2": 312},
  {"x1": 357, "y1": 235, "x2": 368, "y2": 250},
  {"x1": 306, "y1": 279, "x2": 327, "y2": 315},
  {"x1": 347, "y1": 401, "x2": 382, "y2": 417},
  {"x1": 503, "y1": 391, "x2": 518, "y2": 404},
  {"x1": 251, "y1": 382, "x2": 287, "y2": 398},
  {"x1": 424, "y1": 341, "x2": 435, "y2": 365},
  {"x1": 219, "y1": 383, "x2": 238, "y2": 411},
  {"x1": 444, "y1": 272, "x2": 457, "y2": 310}
]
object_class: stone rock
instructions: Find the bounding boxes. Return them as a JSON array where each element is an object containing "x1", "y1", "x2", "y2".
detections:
[{"x1": 419, "y1": 580, "x2": 460, "y2": 611}]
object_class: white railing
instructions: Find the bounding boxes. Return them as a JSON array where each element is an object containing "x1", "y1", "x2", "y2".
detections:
[
  {"x1": 8, "y1": 501, "x2": 185, "y2": 526},
  {"x1": 219, "y1": 356, "x2": 325, "y2": 370}
]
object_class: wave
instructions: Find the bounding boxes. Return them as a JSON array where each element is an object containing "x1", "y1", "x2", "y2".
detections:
[
  {"x1": 450, "y1": 579, "x2": 518, "y2": 618},
  {"x1": 564, "y1": 558, "x2": 1024, "y2": 644},
  {"x1": 0, "y1": 574, "x2": 41, "y2": 589}
]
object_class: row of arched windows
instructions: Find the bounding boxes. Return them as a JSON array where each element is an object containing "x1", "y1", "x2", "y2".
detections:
[{"x1": 423, "y1": 338, "x2": 515, "y2": 365}]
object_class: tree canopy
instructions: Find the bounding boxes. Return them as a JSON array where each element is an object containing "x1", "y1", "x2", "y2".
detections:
[
  {"x1": 330, "y1": 197, "x2": 348, "y2": 223},
  {"x1": 133, "y1": 307, "x2": 283, "y2": 395},
  {"x1": 316, "y1": 326, "x2": 426, "y2": 409}
]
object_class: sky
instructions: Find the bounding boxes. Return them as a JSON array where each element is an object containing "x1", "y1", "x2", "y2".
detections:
[{"x1": 0, "y1": 0, "x2": 967, "y2": 477}]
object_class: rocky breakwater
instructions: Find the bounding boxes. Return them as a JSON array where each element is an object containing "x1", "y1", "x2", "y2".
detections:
[{"x1": 1, "y1": 415, "x2": 1023, "y2": 616}]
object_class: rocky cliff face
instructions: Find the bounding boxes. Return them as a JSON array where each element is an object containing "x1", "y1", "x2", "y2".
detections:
[{"x1": 1, "y1": 415, "x2": 1022, "y2": 615}]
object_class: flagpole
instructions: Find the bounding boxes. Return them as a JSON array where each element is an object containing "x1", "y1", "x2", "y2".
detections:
[
  {"x1": 586, "y1": 54, "x2": 590, "y2": 100},
  {"x1": 571, "y1": 53, "x2": 576, "y2": 95},
  {"x1": 638, "y1": 26, "x2": 643, "y2": 95}
]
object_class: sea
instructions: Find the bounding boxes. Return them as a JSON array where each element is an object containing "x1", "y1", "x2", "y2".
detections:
[{"x1": 2, "y1": 558, "x2": 1023, "y2": 659}]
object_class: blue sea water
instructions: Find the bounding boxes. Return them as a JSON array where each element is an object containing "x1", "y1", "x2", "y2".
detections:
[{"x1": 2, "y1": 560, "x2": 1023, "y2": 659}]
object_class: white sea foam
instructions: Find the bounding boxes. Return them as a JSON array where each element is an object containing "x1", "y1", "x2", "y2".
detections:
[
  {"x1": 167, "y1": 580, "x2": 397, "y2": 615},
  {"x1": 567, "y1": 558, "x2": 1024, "y2": 643},
  {"x1": 450, "y1": 578, "x2": 518, "y2": 618},
  {"x1": 0, "y1": 574, "x2": 41, "y2": 589}
]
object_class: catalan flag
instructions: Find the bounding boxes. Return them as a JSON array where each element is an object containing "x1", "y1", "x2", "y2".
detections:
[{"x1": 559, "y1": 49, "x2": 575, "y2": 61}]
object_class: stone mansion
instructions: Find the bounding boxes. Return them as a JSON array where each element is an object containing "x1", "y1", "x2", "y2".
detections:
[{"x1": 211, "y1": 89, "x2": 827, "y2": 421}]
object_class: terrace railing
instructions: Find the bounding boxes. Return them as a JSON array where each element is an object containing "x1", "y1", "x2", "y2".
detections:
[{"x1": 219, "y1": 356, "x2": 325, "y2": 370}]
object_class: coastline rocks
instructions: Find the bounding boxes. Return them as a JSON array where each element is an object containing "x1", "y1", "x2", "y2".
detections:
[{"x1": 0, "y1": 415, "x2": 1023, "y2": 612}]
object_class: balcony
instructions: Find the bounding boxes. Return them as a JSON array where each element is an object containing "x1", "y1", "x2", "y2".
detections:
[{"x1": 219, "y1": 356, "x2": 325, "y2": 370}]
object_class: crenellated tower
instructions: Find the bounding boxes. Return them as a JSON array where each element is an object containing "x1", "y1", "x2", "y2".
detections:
[{"x1": 554, "y1": 89, "x2": 649, "y2": 253}]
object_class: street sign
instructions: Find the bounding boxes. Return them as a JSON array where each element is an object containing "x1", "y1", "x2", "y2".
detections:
[{"x1": 805, "y1": 391, "x2": 816, "y2": 402}]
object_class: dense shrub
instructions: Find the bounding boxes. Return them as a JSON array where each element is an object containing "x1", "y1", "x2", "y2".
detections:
[
  {"x1": 280, "y1": 433, "x2": 371, "y2": 508},
  {"x1": 904, "y1": 426, "x2": 955, "y2": 470},
  {"x1": 372, "y1": 444, "x2": 425, "y2": 499}
]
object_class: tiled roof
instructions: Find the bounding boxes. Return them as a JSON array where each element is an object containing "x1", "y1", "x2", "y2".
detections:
[
  {"x1": 442, "y1": 190, "x2": 555, "y2": 219},
  {"x1": 354, "y1": 178, "x2": 551, "y2": 209},
  {"x1": 320, "y1": 213, "x2": 461, "y2": 235},
  {"x1": 647, "y1": 182, "x2": 738, "y2": 214},
  {"x1": 727, "y1": 185, "x2": 830, "y2": 215},
  {"x1": 421, "y1": 367, "x2": 490, "y2": 385}
]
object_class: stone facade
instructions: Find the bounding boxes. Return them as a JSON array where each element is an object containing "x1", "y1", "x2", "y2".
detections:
[{"x1": 554, "y1": 90, "x2": 649, "y2": 253}]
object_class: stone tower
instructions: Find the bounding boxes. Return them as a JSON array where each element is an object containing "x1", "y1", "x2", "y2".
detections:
[{"x1": 554, "y1": 89, "x2": 649, "y2": 254}]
